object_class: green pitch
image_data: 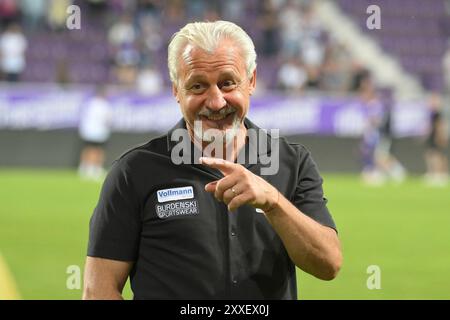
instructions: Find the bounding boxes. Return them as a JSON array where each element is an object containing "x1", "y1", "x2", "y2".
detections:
[{"x1": 1, "y1": 169, "x2": 449, "y2": 300}]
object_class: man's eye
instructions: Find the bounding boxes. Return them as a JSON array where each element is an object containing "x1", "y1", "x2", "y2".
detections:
[
  {"x1": 190, "y1": 84, "x2": 206, "y2": 93},
  {"x1": 221, "y1": 80, "x2": 236, "y2": 90}
]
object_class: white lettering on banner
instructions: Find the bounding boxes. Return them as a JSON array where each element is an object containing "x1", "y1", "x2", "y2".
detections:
[
  {"x1": 249, "y1": 98, "x2": 320, "y2": 134},
  {"x1": 157, "y1": 186, "x2": 194, "y2": 203},
  {"x1": 0, "y1": 91, "x2": 83, "y2": 129},
  {"x1": 334, "y1": 106, "x2": 366, "y2": 136},
  {"x1": 393, "y1": 104, "x2": 428, "y2": 137},
  {"x1": 112, "y1": 99, "x2": 179, "y2": 132},
  {"x1": 0, "y1": 88, "x2": 430, "y2": 137}
]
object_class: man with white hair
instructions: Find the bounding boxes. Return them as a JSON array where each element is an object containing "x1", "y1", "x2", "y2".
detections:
[{"x1": 83, "y1": 21, "x2": 341, "y2": 300}]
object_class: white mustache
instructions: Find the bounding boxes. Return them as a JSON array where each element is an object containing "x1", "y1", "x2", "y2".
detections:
[{"x1": 198, "y1": 106, "x2": 236, "y2": 117}]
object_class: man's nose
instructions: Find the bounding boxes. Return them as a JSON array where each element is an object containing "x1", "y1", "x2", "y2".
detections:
[{"x1": 205, "y1": 85, "x2": 226, "y2": 111}]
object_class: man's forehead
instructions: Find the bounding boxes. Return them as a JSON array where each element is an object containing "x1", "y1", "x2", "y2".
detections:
[
  {"x1": 180, "y1": 41, "x2": 245, "y2": 71},
  {"x1": 184, "y1": 69, "x2": 240, "y2": 85},
  {"x1": 179, "y1": 40, "x2": 246, "y2": 81}
]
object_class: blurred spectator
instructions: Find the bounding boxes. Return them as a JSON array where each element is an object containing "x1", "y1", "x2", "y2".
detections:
[
  {"x1": 87, "y1": 0, "x2": 108, "y2": 12},
  {"x1": 19, "y1": 0, "x2": 46, "y2": 31},
  {"x1": 321, "y1": 41, "x2": 353, "y2": 92},
  {"x1": 1, "y1": 0, "x2": 356, "y2": 91},
  {"x1": 203, "y1": 6, "x2": 220, "y2": 21},
  {"x1": 277, "y1": 57, "x2": 307, "y2": 93},
  {"x1": 138, "y1": 15, "x2": 162, "y2": 67},
  {"x1": 86, "y1": 0, "x2": 108, "y2": 24},
  {"x1": 186, "y1": 0, "x2": 207, "y2": 20},
  {"x1": 257, "y1": 0, "x2": 279, "y2": 57},
  {"x1": 108, "y1": 0, "x2": 137, "y2": 15},
  {"x1": 220, "y1": 0, "x2": 244, "y2": 23},
  {"x1": 137, "y1": 0, "x2": 161, "y2": 20},
  {"x1": 78, "y1": 86, "x2": 113, "y2": 181},
  {"x1": 299, "y1": 3, "x2": 325, "y2": 67},
  {"x1": 0, "y1": 23, "x2": 27, "y2": 82},
  {"x1": 305, "y1": 63, "x2": 321, "y2": 88},
  {"x1": 302, "y1": 39, "x2": 323, "y2": 73},
  {"x1": 108, "y1": 13, "x2": 140, "y2": 85},
  {"x1": 351, "y1": 67, "x2": 370, "y2": 93},
  {"x1": 108, "y1": 13, "x2": 136, "y2": 48},
  {"x1": 47, "y1": 0, "x2": 73, "y2": 31},
  {"x1": 298, "y1": 3, "x2": 325, "y2": 89},
  {"x1": 163, "y1": 0, "x2": 185, "y2": 25},
  {"x1": 278, "y1": 0, "x2": 303, "y2": 59},
  {"x1": 424, "y1": 93, "x2": 449, "y2": 186},
  {"x1": 0, "y1": 0, "x2": 19, "y2": 28},
  {"x1": 358, "y1": 73, "x2": 406, "y2": 184},
  {"x1": 356, "y1": 69, "x2": 384, "y2": 185},
  {"x1": 136, "y1": 0, "x2": 162, "y2": 38},
  {"x1": 276, "y1": 0, "x2": 331, "y2": 89},
  {"x1": 374, "y1": 89, "x2": 407, "y2": 183},
  {"x1": 136, "y1": 65, "x2": 163, "y2": 96}
]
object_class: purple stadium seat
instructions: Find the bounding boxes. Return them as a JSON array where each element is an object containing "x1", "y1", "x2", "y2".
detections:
[{"x1": 336, "y1": 0, "x2": 447, "y2": 92}]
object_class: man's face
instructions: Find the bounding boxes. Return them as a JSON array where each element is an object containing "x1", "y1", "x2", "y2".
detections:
[{"x1": 173, "y1": 40, "x2": 256, "y2": 143}]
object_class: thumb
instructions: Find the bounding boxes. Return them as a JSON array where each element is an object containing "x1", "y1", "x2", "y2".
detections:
[{"x1": 205, "y1": 181, "x2": 218, "y2": 193}]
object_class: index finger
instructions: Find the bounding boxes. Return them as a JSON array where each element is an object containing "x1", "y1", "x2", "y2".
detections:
[{"x1": 199, "y1": 157, "x2": 238, "y2": 176}]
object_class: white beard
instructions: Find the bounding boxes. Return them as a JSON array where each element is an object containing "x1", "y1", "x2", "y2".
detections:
[{"x1": 194, "y1": 113, "x2": 241, "y2": 145}]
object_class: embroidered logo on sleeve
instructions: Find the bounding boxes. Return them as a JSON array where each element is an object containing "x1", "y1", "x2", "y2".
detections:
[{"x1": 157, "y1": 186, "x2": 194, "y2": 203}]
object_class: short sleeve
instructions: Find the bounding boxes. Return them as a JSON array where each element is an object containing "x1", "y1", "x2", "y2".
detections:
[
  {"x1": 87, "y1": 158, "x2": 142, "y2": 261},
  {"x1": 292, "y1": 146, "x2": 337, "y2": 232}
]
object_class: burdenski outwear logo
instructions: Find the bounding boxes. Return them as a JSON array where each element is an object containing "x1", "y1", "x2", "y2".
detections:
[{"x1": 155, "y1": 200, "x2": 199, "y2": 219}]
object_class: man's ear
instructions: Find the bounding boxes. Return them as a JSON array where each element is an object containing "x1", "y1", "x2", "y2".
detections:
[
  {"x1": 172, "y1": 83, "x2": 179, "y2": 103},
  {"x1": 249, "y1": 69, "x2": 257, "y2": 95}
]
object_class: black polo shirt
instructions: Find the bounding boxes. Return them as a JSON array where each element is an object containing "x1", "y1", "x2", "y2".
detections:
[{"x1": 87, "y1": 118, "x2": 336, "y2": 300}]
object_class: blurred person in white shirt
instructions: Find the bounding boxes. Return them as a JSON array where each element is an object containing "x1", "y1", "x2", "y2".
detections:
[
  {"x1": 278, "y1": 57, "x2": 307, "y2": 92},
  {"x1": 19, "y1": 0, "x2": 46, "y2": 30},
  {"x1": 78, "y1": 86, "x2": 113, "y2": 181},
  {"x1": 136, "y1": 65, "x2": 163, "y2": 96},
  {"x1": 0, "y1": 23, "x2": 27, "y2": 82}
]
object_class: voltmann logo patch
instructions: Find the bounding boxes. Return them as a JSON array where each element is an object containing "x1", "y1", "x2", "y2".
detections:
[{"x1": 157, "y1": 186, "x2": 194, "y2": 203}]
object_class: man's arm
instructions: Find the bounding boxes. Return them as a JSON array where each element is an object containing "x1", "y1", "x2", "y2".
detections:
[
  {"x1": 262, "y1": 194, "x2": 342, "y2": 280},
  {"x1": 82, "y1": 257, "x2": 133, "y2": 300},
  {"x1": 201, "y1": 157, "x2": 342, "y2": 281}
]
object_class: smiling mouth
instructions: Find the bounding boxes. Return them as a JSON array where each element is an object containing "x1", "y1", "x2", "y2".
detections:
[
  {"x1": 199, "y1": 111, "x2": 236, "y2": 129},
  {"x1": 199, "y1": 107, "x2": 236, "y2": 121},
  {"x1": 202, "y1": 112, "x2": 232, "y2": 121}
]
